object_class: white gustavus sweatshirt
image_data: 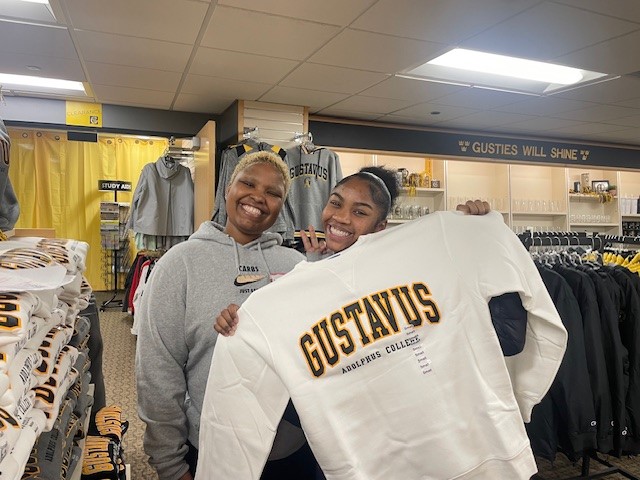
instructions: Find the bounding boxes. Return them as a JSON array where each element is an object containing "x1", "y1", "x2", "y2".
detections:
[{"x1": 196, "y1": 211, "x2": 567, "y2": 480}]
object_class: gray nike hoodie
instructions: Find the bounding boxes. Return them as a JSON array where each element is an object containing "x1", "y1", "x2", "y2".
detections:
[{"x1": 136, "y1": 221, "x2": 305, "y2": 480}]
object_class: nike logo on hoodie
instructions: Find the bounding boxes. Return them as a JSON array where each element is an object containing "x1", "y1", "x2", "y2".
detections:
[{"x1": 234, "y1": 274, "x2": 266, "y2": 286}]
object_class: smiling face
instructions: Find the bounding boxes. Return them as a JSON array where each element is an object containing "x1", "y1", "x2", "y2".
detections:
[
  {"x1": 224, "y1": 162, "x2": 286, "y2": 244},
  {"x1": 321, "y1": 177, "x2": 387, "y2": 253}
]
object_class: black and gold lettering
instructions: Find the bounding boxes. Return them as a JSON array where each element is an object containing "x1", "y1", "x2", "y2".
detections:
[
  {"x1": 413, "y1": 282, "x2": 441, "y2": 324},
  {"x1": 343, "y1": 301, "x2": 371, "y2": 346},
  {"x1": 329, "y1": 311, "x2": 355, "y2": 355},
  {"x1": 390, "y1": 286, "x2": 422, "y2": 327},
  {"x1": 362, "y1": 297, "x2": 390, "y2": 340},
  {"x1": 312, "y1": 320, "x2": 340, "y2": 367},
  {"x1": 300, "y1": 333, "x2": 324, "y2": 377}
]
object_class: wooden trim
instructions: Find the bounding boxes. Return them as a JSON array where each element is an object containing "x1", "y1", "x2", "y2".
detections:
[
  {"x1": 13, "y1": 227, "x2": 56, "y2": 238},
  {"x1": 237, "y1": 99, "x2": 245, "y2": 143}
]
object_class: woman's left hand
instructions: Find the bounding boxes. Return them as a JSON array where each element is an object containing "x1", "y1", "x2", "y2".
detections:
[
  {"x1": 299, "y1": 226, "x2": 329, "y2": 255},
  {"x1": 456, "y1": 199, "x2": 491, "y2": 215}
]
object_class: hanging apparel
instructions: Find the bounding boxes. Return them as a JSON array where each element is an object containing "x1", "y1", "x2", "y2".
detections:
[
  {"x1": 212, "y1": 140, "x2": 294, "y2": 240},
  {"x1": 127, "y1": 157, "x2": 194, "y2": 237},
  {"x1": 285, "y1": 145, "x2": 342, "y2": 233},
  {"x1": 196, "y1": 211, "x2": 567, "y2": 480},
  {"x1": 555, "y1": 265, "x2": 613, "y2": 453},
  {"x1": 526, "y1": 266, "x2": 597, "y2": 462},
  {"x1": 0, "y1": 117, "x2": 19, "y2": 232}
]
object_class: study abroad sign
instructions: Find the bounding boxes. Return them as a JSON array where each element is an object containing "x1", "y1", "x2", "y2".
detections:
[
  {"x1": 310, "y1": 120, "x2": 640, "y2": 169},
  {"x1": 98, "y1": 180, "x2": 132, "y2": 192}
]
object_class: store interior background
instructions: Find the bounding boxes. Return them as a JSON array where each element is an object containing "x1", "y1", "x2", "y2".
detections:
[
  {"x1": 3, "y1": 1, "x2": 640, "y2": 478},
  {"x1": 3, "y1": 0, "x2": 640, "y2": 287}
]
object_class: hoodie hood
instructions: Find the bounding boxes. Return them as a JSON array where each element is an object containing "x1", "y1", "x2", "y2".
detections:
[
  {"x1": 155, "y1": 157, "x2": 182, "y2": 179},
  {"x1": 190, "y1": 221, "x2": 283, "y2": 249}
]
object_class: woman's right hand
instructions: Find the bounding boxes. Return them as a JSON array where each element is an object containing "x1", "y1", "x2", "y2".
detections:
[
  {"x1": 299, "y1": 226, "x2": 329, "y2": 255},
  {"x1": 214, "y1": 303, "x2": 240, "y2": 337}
]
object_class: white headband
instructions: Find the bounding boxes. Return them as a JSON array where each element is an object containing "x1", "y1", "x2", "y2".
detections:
[{"x1": 358, "y1": 171, "x2": 392, "y2": 213}]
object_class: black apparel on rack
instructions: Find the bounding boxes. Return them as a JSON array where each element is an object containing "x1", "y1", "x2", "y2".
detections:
[
  {"x1": 554, "y1": 265, "x2": 614, "y2": 454},
  {"x1": 521, "y1": 233, "x2": 640, "y2": 480},
  {"x1": 583, "y1": 266, "x2": 628, "y2": 456},
  {"x1": 608, "y1": 266, "x2": 640, "y2": 453},
  {"x1": 527, "y1": 266, "x2": 598, "y2": 462}
]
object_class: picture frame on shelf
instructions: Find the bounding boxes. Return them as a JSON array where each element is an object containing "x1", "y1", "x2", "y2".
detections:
[{"x1": 592, "y1": 180, "x2": 609, "y2": 193}]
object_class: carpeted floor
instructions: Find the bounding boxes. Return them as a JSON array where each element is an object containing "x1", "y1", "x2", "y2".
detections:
[
  {"x1": 96, "y1": 291, "x2": 158, "y2": 480},
  {"x1": 95, "y1": 291, "x2": 640, "y2": 480}
]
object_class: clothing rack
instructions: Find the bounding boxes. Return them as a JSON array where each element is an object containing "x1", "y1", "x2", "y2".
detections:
[
  {"x1": 597, "y1": 235, "x2": 640, "y2": 248},
  {"x1": 517, "y1": 231, "x2": 601, "y2": 250},
  {"x1": 242, "y1": 126, "x2": 259, "y2": 140},
  {"x1": 533, "y1": 451, "x2": 639, "y2": 479},
  {"x1": 521, "y1": 230, "x2": 640, "y2": 479}
]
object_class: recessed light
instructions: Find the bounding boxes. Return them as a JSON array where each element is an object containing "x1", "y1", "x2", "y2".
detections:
[
  {"x1": 0, "y1": 73, "x2": 86, "y2": 95},
  {"x1": 402, "y1": 48, "x2": 609, "y2": 95},
  {"x1": 18, "y1": 0, "x2": 50, "y2": 4},
  {"x1": 429, "y1": 49, "x2": 583, "y2": 85}
]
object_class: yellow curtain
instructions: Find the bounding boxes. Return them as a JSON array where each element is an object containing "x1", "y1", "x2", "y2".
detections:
[{"x1": 7, "y1": 129, "x2": 167, "y2": 290}]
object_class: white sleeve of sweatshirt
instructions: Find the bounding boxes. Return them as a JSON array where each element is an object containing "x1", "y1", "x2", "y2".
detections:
[
  {"x1": 443, "y1": 211, "x2": 568, "y2": 422},
  {"x1": 196, "y1": 317, "x2": 288, "y2": 480}
]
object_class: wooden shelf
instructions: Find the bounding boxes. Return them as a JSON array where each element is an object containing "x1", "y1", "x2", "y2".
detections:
[
  {"x1": 570, "y1": 223, "x2": 620, "y2": 227},
  {"x1": 400, "y1": 187, "x2": 445, "y2": 195},
  {"x1": 622, "y1": 214, "x2": 640, "y2": 218},
  {"x1": 513, "y1": 212, "x2": 567, "y2": 216}
]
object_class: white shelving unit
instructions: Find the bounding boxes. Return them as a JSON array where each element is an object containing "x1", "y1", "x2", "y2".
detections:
[{"x1": 331, "y1": 148, "x2": 637, "y2": 235}]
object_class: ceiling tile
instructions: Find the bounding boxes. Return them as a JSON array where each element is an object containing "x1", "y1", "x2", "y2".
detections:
[
  {"x1": 461, "y1": 2, "x2": 639, "y2": 61},
  {"x1": 0, "y1": 51, "x2": 84, "y2": 80},
  {"x1": 555, "y1": 76, "x2": 640, "y2": 104},
  {"x1": 218, "y1": 0, "x2": 377, "y2": 26},
  {"x1": 556, "y1": 31, "x2": 640, "y2": 75},
  {"x1": 554, "y1": 0, "x2": 640, "y2": 23},
  {"x1": 85, "y1": 62, "x2": 181, "y2": 92},
  {"x1": 319, "y1": 95, "x2": 416, "y2": 115},
  {"x1": 190, "y1": 47, "x2": 298, "y2": 83},
  {"x1": 65, "y1": 0, "x2": 207, "y2": 44},
  {"x1": 308, "y1": 29, "x2": 444, "y2": 73},
  {"x1": 504, "y1": 116, "x2": 588, "y2": 132},
  {"x1": 360, "y1": 76, "x2": 464, "y2": 101},
  {"x1": 433, "y1": 111, "x2": 536, "y2": 128},
  {"x1": 551, "y1": 122, "x2": 630, "y2": 136},
  {"x1": 0, "y1": 21, "x2": 76, "y2": 59},
  {"x1": 494, "y1": 97, "x2": 595, "y2": 116},
  {"x1": 280, "y1": 64, "x2": 387, "y2": 94},
  {"x1": 315, "y1": 109, "x2": 382, "y2": 121},
  {"x1": 392, "y1": 103, "x2": 479, "y2": 121},
  {"x1": 173, "y1": 93, "x2": 235, "y2": 114},
  {"x1": 75, "y1": 31, "x2": 192, "y2": 72},
  {"x1": 433, "y1": 88, "x2": 526, "y2": 110},
  {"x1": 377, "y1": 114, "x2": 441, "y2": 127},
  {"x1": 92, "y1": 84, "x2": 175, "y2": 109},
  {"x1": 181, "y1": 74, "x2": 272, "y2": 99},
  {"x1": 598, "y1": 114, "x2": 640, "y2": 128},
  {"x1": 201, "y1": 6, "x2": 340, "y2": 60},
  {"x1": 259, "y1": 86, "x2": 348, "y2": 112},
  {"x1": 352, "y1": 0, "x2": 539, "y2": 44},
  {"x1": 551, "y1": 104, "x2": 640, "y2": 122}
]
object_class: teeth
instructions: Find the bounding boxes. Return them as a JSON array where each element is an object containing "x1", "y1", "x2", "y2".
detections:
[
  {"x1": 330, "y1": 225, "x2": 350, "y2": 237},
  {"x1": 241, "y1": 204, "x2": 261, "y2": 216}
]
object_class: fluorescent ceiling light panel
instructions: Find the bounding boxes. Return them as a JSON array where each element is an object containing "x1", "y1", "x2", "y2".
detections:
[
  {"x1": 0, "y1": 73, "x2": 84, "y2": 93},
  {"x1": 18, "y1": 0, "x2": 49, "y2": 4},
  {"x1": 404, "y1": 48, "x2": 608, "y2": 95},
  {"x1": 429, "y1": 49, "x2": 582, "y2": 85}
]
